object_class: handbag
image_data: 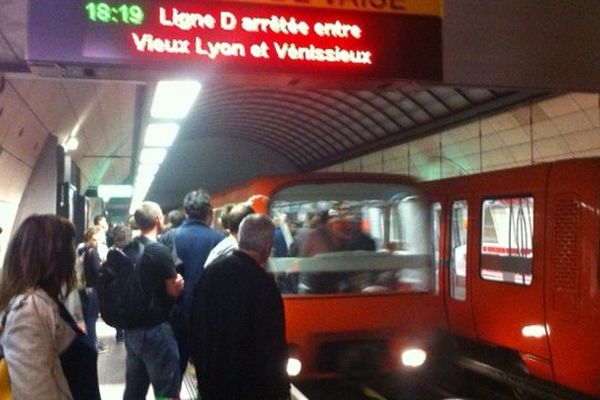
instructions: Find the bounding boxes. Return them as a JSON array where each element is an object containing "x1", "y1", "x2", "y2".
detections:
[{"x1": 0, "y1": 356, "x2": 10, "y2": 400}]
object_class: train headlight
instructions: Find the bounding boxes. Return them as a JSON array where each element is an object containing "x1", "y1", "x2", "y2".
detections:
[
  {"x1": 401, "y1": 348, "x2": 427, "y2": 368},
  {"x1": 287, "y1": 357, "x2": 302, "y2": 376}
]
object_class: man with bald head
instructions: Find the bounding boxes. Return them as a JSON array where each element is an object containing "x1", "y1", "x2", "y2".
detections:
[{"x1": 190, "y1": 214, "x2": 290, "y2": 400}]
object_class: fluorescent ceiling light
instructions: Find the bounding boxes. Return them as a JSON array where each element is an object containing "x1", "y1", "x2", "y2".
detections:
[
  {"x1": 139, "y1": 147, "x2": 167, "y2": 164},
  {"x1": 97, "y1": 185, "x2": 133, "y2": 200},
  {"x1": 129, "y1": 194, "x2": 148, "y2": 215},
  {"x1": 133, "y1": 182, "x2": 152, "y2": 197},
  {"x1": 129, "y1": 183, "x2": 153, "y2": 214},
  {"x1": 134, "y1": 173, "x2": 154, "y2": 191},
  {"x1": 64, "y1": 136, "x2": 79, "y2": 152},
  {"x1": 144, "y1": 123, "x2": 180, "y2": 147},
  {"x1": 137, "y1": 163, "x2": 160, "y2": 177},
  {"x1": 151, "y1": 80, "x2": 201, "y2": 119},
  {"x1": 135, "y1": 173, "x2": 155, "y2": 188},
  {"x1": 129, "y1": 202, "x2": 139, "y2": 215}
]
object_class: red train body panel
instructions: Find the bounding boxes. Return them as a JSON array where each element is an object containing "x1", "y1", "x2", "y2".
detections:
[
  {"x1": 422, "y1": 158, "x2": 600, "y2": 397},
  {"x1": 211, "y1": 172, "x2": 446, "y2": 380}
]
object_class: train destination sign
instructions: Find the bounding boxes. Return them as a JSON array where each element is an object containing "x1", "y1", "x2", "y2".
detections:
[{"x1": 28, "y1": 1, "x2": 442, "y2": 83}]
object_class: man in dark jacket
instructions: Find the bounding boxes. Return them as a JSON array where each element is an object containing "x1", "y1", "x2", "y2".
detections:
[
  {"x1": 173, "y1": 189, "x2": 224, "y2": 374},
  {"x1": 190, "y1": 214, "x2": 290, "y2": 400}
]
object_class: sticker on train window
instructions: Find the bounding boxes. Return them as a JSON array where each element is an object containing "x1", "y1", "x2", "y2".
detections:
[{"x1": 480, "y1": 197, "x2": 534, "y2": 286}]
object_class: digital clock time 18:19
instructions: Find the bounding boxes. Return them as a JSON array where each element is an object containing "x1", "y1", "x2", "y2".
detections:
[{"x1": 85, "y1": 2, "x2": 145, "y2": 25}]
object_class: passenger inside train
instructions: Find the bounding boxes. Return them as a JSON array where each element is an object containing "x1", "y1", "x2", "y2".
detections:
[{"x1": 266, "y1": 182, "x2": 433, "y2": 295}]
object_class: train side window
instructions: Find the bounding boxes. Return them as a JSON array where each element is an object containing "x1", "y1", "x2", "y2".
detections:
[
  {"x1": 480, "y1": 197, "x2": 534, "y2": 286},
  {"x1": 450, "y1": 200, "x2": 468, "y2": 301}
]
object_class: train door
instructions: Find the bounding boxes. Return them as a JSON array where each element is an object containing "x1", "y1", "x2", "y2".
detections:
[
  {"x1": 446, "y1": 197, "x2": 477, "y2": 338},
  {"x1": 470, "y1": 193, "x2": 551, "y2": 377},
  {"x1": 430, "y1": 192, "x2": 477, "y2": 339}
]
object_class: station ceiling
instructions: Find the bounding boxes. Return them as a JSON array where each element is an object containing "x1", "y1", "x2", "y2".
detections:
[{"x1": 0, "y1": 1, "x2": 544, "y2": 214}]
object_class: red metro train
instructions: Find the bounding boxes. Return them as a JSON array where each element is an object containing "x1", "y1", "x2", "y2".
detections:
[
  {"x1": 210, "y1": 157, "x2": 600, "y2": 398},
  {"x1": 211, "y1": 173, "x2": 445, "y2": 381},
  {"x1": 423, "y1": 157, "x2": 600, "y2": 398}
]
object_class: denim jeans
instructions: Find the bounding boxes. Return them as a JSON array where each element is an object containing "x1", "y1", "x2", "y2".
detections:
[
  {"x1": 84, "y1": 287, "x2": 98, "y2": 347},
  {"x1": 123, "y1": 322, "x2": 181, "y2": 400}
]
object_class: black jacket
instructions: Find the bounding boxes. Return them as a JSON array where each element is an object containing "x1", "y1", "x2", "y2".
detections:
[
  {"x1": 190, "y1": 250, "x2": 290, "y2": 400},
  {"x1": 83, "y1": 247, "x2": 102, "y2": 288}
]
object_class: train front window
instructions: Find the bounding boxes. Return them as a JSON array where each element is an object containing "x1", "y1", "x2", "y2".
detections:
[
  {"x1": 267, "y1": 182, "x2": 433, "y2": 295},
  {"x1": 480, "y1": 197, "x2": 534, "y2": 286}
]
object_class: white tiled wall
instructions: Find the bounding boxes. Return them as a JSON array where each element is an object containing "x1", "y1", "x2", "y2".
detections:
[{"x1": 322, "y1": 93, "x2": 600, "y2": 181}]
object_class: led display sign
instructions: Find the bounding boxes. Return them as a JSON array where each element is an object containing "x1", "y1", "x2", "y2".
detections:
[{"x1": 28, "y1": 0, "x2": 442, "y2": 83}]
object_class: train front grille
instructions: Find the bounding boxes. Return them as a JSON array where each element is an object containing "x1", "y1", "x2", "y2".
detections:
[{"x1": 316, "y1": 340, "x2": 387, "y2": 377}]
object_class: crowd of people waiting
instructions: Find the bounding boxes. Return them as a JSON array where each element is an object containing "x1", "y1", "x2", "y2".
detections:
[
  {"x1": 0, "y1": 187, "x2": 291, "y2": 400},
  {"x1": 0, "y1": 183, "x2": 382, "y2": 399}
]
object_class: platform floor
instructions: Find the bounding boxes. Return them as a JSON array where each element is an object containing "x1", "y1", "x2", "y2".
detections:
[{"x1": 96, "y1": 320, "x2": 197, "y2": 400}]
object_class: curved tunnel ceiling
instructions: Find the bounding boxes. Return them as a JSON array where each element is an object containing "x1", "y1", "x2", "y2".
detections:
[
  {"x1": 147, "y1": 84, "x2": 543, "y2": 210},
  {"x1": 0, "y1": 0, "x2": 546, "y2": 215},
  {"x1": 183, "y1": 85, "x2": 541, "y2": 171}
]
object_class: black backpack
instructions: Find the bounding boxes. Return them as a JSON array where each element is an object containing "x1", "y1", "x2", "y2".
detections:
[{"x1": 98, "y1": 241, "x2": 147, "y2": 328}]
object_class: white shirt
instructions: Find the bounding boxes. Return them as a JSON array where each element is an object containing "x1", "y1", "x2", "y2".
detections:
[{"x1": 204, "y1": 235, "x2": 238, "y2": 268}]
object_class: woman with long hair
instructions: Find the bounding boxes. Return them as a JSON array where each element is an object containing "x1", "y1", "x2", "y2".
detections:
[{"x1": 0, "y1": 214, "x2": 100, "y2": 399}]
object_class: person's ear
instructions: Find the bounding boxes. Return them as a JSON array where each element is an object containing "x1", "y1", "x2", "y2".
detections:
[{"x1": 264, "y1": 242, "x2": 273, "y2": 263}]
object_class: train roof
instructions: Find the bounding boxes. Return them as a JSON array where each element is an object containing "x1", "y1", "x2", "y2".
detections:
[{"x1": 211, "y1": 171, "x2": 421, "y2": 207}]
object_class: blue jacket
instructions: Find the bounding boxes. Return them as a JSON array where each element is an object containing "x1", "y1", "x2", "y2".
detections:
[{"x1": 174, "y1": 218, "x2": 224, "y2": 317}]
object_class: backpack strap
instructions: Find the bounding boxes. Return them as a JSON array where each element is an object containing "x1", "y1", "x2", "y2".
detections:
[
  {"x1": 1, "y1": 308, "x2": 8, "y2": 332},
  {"x1": 0, "y1": 310, "x2": 8, "y2": 357}
]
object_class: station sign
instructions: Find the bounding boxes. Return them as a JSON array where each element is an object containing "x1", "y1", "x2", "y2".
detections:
[{"x1": 27, "y1": 0, "x2": 442, "y2": 83}]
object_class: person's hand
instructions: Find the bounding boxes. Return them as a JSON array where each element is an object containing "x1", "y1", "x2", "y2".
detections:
[
  {"x1": 166, "y1": 273, "x2": 185, "y2": 297},
  {"x1": 174, "y1": 273, "x2": 184, "y2": 294}
]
